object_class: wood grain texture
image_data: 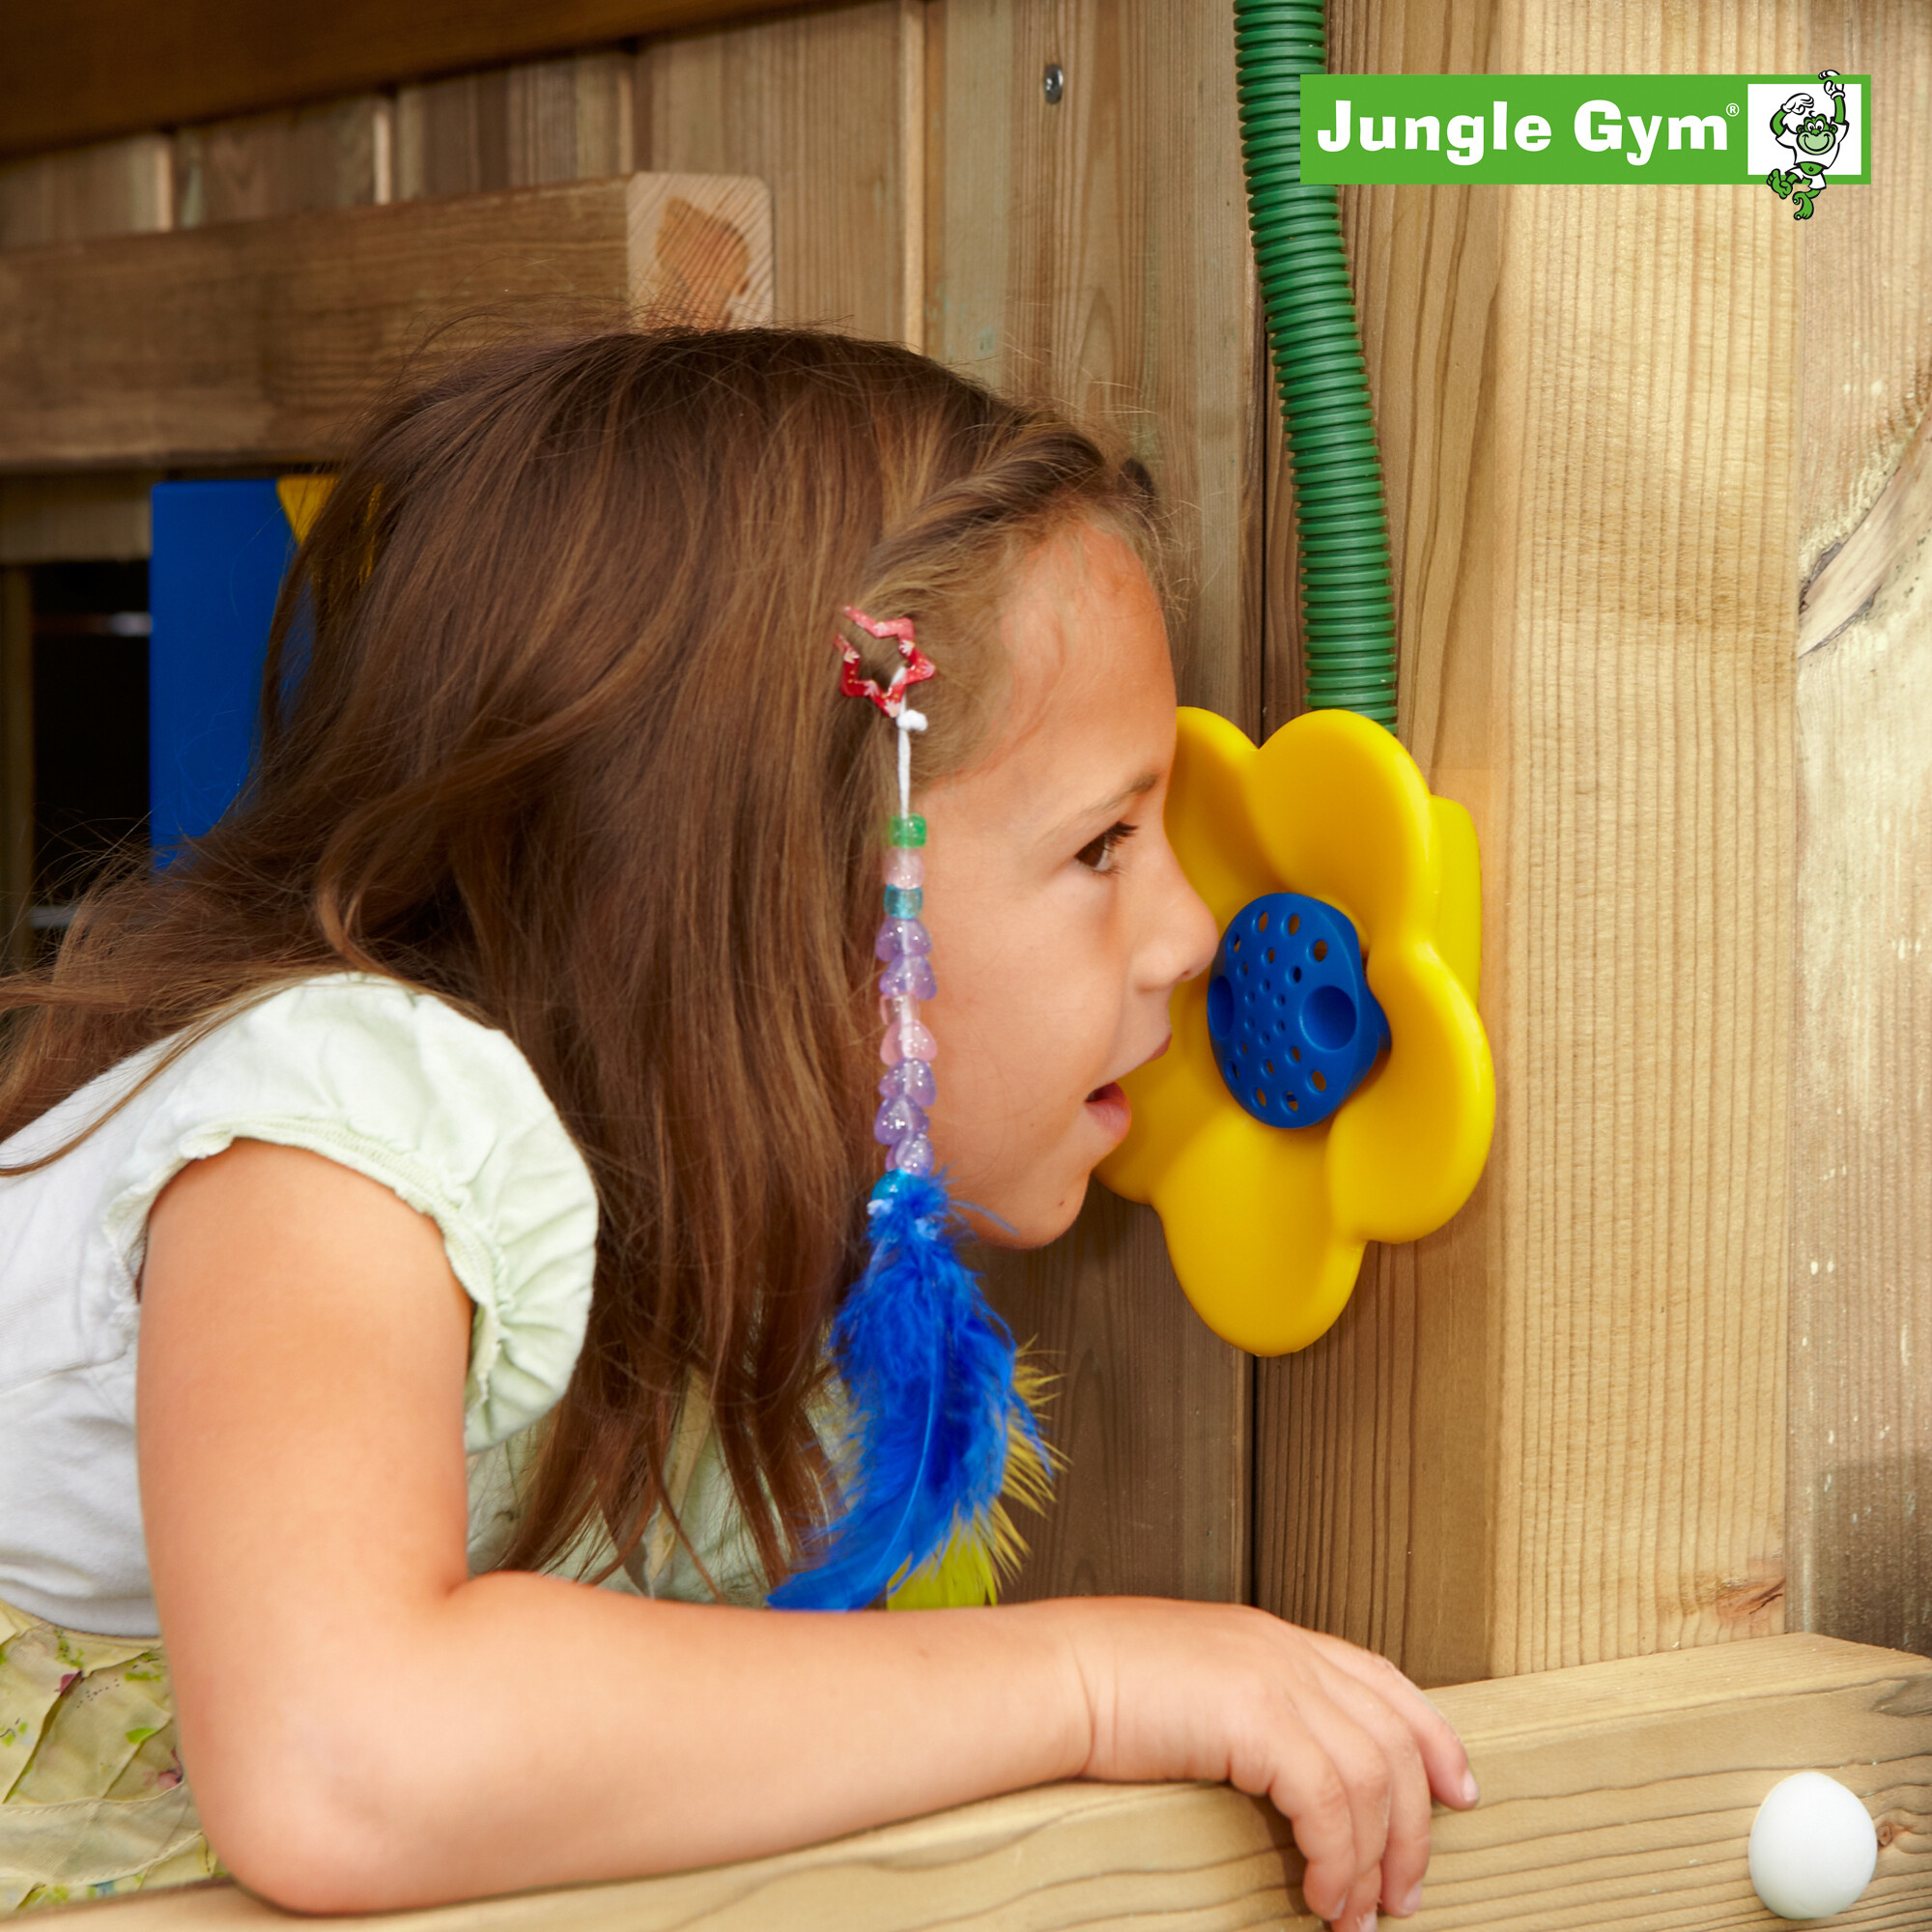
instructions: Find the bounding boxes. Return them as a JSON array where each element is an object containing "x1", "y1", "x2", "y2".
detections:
[
  {"x1": 396, "y1": 53, "x2": 634, "y2": 200},
  {"x1": 1790, "y1": 1, "x2": 1932, "y2": 1660},
  {"x1": 0, "y1": 477, "x2": 156, "y2": 566},
  {"x1": 74, "y1": 1636, "x2": 1932, "y2": 1930},
  {"x1": 1254, "y1": 0, "x2": 1510, "y2": 1689},
  {"x1": 173, "y1": 98, "x2": 392, "y2": 229},
  {"x1": 1261, "y1": 0, "x2": 1800, "y2": 1684},
  {"x1": 0, "y1": 2, "x2": 810, "y2": 162},
  {"x1": 0, "y1": 175, "x2": 770, "y2": 471},
  {"x1": 0, "y1": 136, "x2": 171, "y2": 250},
  {"x1": 1794, "y1": 1, "x2": 1932, "y2": 582},
  {"x1": 925, "y1": 0, "x2": 1259, "y2": 1605},
  {"x1": 638, "y1": 4, "x2": 911, "y2": 341},
  {"x1": 1801, "y1": 402, "x2": 1932, "y2": 655}
]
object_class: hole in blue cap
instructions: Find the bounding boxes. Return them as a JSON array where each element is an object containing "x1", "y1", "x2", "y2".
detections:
[
  {"x1": 1303, "y1": 982, "x2": 1357, "y2": 1052},
  {"x1": 1207, "y1": 975, "x2": 1234, "y2": 1041}
]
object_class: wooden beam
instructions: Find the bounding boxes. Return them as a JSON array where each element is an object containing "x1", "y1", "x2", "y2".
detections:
[
  {"x1": 78, "y1": 1635, "x2": 1932, "y2": 1928},
  {"x1": 0, "y1": 2, "x2": 813, "y2": 164},
  {"x1": 1789, "y1": 0, "x2": 1932, "y2": 1659},
  {"x1": 0, "y1": 173, "x2": 773, "y2": 472},
  {"x1": 1257, "y1": 0, "x2": 1801, "y2": 1685}
]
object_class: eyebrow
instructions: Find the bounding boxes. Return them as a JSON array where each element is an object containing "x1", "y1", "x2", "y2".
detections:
[{"x1": 1065, "y1": 771, "x2": 1160, "y2": 831}]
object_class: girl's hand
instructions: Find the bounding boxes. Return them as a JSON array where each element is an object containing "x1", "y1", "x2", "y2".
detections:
[{"x1": 1057, "y1": 1598, "x2": 1477, "y2": 1930}]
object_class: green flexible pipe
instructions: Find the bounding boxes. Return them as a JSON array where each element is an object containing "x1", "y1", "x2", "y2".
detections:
[{"x1": 1235, "y1": 0, "x2": 1398, "y2": 728}]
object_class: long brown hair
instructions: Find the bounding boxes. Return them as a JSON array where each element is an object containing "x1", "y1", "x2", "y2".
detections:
[{"x1": 0, "y1": 328, "x2": 1156, "y2": 1586}]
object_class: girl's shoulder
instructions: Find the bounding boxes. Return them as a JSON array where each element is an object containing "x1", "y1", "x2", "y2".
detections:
[{"x1": 7, "y1": 972, "x2": 601, "y2": 1454}]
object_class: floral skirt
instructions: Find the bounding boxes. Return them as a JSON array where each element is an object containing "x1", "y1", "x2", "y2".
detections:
[{"x1": 0, "y1": 1596, "x2": 220, "y2": 1913}]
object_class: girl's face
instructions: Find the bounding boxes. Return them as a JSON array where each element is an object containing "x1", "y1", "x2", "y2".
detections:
[{"x1": 918, "y1": 522, "x2": 1217, "y2": 1246}]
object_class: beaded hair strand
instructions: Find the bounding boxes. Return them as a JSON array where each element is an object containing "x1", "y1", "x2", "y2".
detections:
[{"x1": 767, "y1": 611, "x2": 1050, "y2": 1612}]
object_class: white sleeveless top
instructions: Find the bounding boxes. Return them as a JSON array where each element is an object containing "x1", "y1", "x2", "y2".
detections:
[{"x1": 0, "y1": 974, "x2": 766, "y2": 1637}]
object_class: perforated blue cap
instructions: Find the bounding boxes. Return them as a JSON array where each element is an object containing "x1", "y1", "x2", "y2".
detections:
[{"x1": 1206, "y1": 893, "x2": 1390, "y2": 1129}]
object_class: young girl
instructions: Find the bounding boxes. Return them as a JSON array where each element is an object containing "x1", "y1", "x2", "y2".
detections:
[{"x1": 0, "y1": 329, "x2": 1474, "y2": 1927}]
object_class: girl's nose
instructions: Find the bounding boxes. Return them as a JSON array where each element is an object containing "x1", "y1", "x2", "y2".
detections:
[{"x1": 1146, "y1": 840, "x2": 1219, "y2": 993}]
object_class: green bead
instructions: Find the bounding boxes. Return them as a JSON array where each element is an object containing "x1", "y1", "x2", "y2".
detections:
[{"x1": 890, "y1": 813, "x2": 927, "y2": 848}]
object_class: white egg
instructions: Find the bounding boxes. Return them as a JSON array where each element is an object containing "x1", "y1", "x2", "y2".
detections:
[{"x1": 1747, "y1": 1771, "x2": 1879, "y2": 1920}]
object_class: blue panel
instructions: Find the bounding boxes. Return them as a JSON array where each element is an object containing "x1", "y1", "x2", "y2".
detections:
[{"x1": 149, "y1": 480, "x2": 293, "y2": 858}]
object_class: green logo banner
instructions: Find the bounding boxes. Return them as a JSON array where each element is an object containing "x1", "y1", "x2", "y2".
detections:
[{"x1": 1300, "y1": 75, "x2": 1869, "y2": 187}]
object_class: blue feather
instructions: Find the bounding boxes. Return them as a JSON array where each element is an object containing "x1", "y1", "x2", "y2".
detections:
[{"x1": 769, "y1": 1169, "x2": 1047, "y2": 1611}]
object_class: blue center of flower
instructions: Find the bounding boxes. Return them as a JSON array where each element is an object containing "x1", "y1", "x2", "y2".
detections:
[{"x1": 1205, "y1": 893, "x2": 1390, "y2": 1129}]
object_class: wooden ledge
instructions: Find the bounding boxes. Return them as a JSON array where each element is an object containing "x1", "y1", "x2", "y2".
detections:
[
  {"x1": 0, "y1": 3, "x2": 816, "y2": 163},
  {"x1": 0, "y1": 172, "x2": 774, "y2": 472},
  {"x1": 63, "y1": 1634, "x2": 1932, "y2": 1929}
]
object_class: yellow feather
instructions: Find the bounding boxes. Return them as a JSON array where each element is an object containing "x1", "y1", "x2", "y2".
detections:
[{"x1": 886, "y1": 1350, "x2": 1059, "y2": 1610}]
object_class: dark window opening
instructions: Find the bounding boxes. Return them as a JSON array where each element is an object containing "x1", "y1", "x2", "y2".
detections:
[{"x1": 29, "y1": 560, "x2": 150, "y2": 955}]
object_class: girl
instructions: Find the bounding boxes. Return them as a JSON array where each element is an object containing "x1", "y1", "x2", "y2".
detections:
[{"x1": 0, "y1": 330, "x2": 1474, "y2": 1927}]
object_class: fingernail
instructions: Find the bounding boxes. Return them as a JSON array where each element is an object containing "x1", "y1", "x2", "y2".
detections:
[
  {"x1": 1399, "y1": 1881, "x2": 1424, "y2": 1917},
  {"x1": 1461, "y1": 1768, "x2": 1480, "y2": 1806}
]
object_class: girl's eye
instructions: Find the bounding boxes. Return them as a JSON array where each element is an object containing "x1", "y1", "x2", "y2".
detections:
[{"x1": 1075, "y1": 821, "x2": 1138, "y2": 873}]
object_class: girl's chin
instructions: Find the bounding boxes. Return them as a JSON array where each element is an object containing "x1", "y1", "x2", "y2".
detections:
[{"x1": 953, "y1": 1171, "x2": 1093, "y2": 1250}]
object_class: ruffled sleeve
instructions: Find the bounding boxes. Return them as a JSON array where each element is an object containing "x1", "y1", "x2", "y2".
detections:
[{"x1": 100, "y1": 975, "x2": 598, "y2": 1452}]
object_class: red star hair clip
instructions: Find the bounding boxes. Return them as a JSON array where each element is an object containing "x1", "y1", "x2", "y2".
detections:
[{"x1": 838, "y1": 607, "x2": 935, "y2": 718}]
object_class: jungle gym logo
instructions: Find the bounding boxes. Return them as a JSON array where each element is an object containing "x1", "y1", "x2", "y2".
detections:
[
  {"x1": 1301, "y1": 73, "x2": 1871, "y2": 200},
  {"x1": 1754, "y1": 71, "x2": 1855, "y2": 218}
]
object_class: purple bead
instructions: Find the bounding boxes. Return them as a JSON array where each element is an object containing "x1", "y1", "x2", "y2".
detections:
[
  {"x1": 888, "y1": 1133, "x2": 935, "y2": 1177},
  {"x1": 878, "y1": 1058, "x2": 937, "y2": 1108},
  {"x1": 879, "y1": 1019, "x2": 938, "y2": 1065},
  {"x1": 884, "y1": 849, "x2": 924, "y2": 890},
  {"x1": 873, "y1": 1094, "x2": 930, "y2": 1145},
  {"x1": 879, "y1": 952, "x2": 937, "y2": 1001},
  {"x1": 874, "y1": 917, "x2": 933, "y2": 963}
]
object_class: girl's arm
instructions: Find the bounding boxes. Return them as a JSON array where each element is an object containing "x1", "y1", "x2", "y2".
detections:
[{"x1": 140, "y1": 1142, "x2": 1472, "y2": 1929}]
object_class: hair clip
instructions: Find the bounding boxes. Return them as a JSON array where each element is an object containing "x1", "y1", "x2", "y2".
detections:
[{"x1": 838, "y1": 606, "x2": 936, "y2": 718}]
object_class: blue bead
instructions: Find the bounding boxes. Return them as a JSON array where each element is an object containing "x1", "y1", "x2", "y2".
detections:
[
  {"x1": 874, "y1": 917, "x2": 933, "y2": 962},
  {"x1": 878, "y1": 1058, "x2": 937, "y2": 1108},
  {"x1": 882, "y1": 884, "x2": 924, "y2": 918}
]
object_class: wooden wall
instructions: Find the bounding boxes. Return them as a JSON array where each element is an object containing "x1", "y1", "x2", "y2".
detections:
[
  {"x1": 0, "y1": 0, "x2": 1261, "y2": 1612},
  {"x1": 3, "y1": 0, "x2": 1928, "y2": 1682}
]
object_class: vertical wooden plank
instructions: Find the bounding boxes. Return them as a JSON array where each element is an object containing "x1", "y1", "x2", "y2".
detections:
[
  {"x1": 396, "y1": 51, "x2": 635, "y2": 200},
  {"x1": 0, "y1": 569, "x2": 31, "y2": 972},
  {"x1": 1261, "y1": 0, "x2": 1802, "y2": 1684},
  {"x1": 173, "y1": 97, "x2": 392, "y2": 227},
  {"x1": 1790, "y1": 0, "x2": 1932, "y2": 1656},
  {"x1": 638, "y1": 4, "x2": 909, "y2": 340},
  {"x1": 1253, "y1": 0, "x2": 1511, "y2": 1685},
  {"x1": 0, "y1": 134, "x2": 172, "y2": 248},
  {"x1": 927, "y1": 0, "x2": 1260, "y2": 1604}
]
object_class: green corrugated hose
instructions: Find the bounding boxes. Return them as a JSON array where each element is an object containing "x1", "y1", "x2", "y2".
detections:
[{"x1": 1235, "y1": 0, "x2": 1398, "y2": 728}]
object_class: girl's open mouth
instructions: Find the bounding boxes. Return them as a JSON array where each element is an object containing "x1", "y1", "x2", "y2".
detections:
[{"x1": 1084, "y1": 1081, "x2": 1131, "y2": 1135}]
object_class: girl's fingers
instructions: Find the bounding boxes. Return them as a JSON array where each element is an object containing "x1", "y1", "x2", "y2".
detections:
[
  {"x1": 1267, "y1": 1688, "x2": 1392, "y2": 1929},
  {"x1": 1303, "y1": 1630, "x2": 1478, "y2": 1808},
  {"x1": 1309, "y1": 1667, "x2": 1434, "y2": 1917},
  {"x1": 1242, "y1": 1716, "x2": 1361, "y2": 1927}
]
